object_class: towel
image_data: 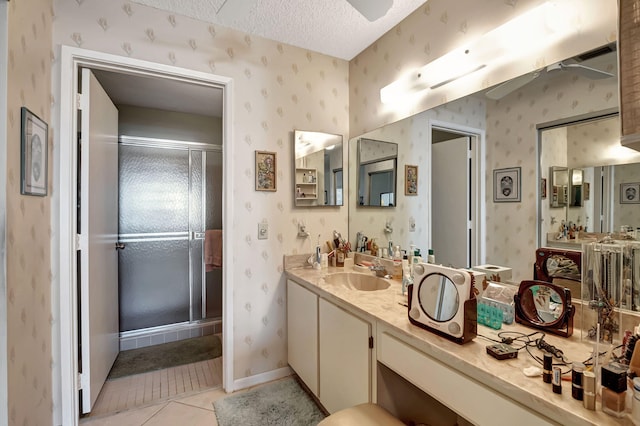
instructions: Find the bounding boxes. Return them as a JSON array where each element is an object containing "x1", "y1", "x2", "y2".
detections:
[{"x1": 205, "y1": 229, "x2": 223, "y2": 272}]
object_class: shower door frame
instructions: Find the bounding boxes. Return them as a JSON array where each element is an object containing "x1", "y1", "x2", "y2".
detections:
[
  {"x1": 118, "y1": 136, "x2": 223, "y2": 330},
  {"x1": 56, "y1": 46, "x2": 235, "y2": 426}
]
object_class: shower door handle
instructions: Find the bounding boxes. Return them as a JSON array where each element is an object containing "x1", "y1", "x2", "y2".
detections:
[
  {"x1": 192, "y1": 232, "x2": 205, "y2": 240},
  {"x1": 115, "y1": 242, "x2": 126, "y2": 250}
]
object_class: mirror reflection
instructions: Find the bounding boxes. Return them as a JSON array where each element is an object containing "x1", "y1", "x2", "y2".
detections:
[
  {"x1": 539, "y1": 113, "x2": 640, "y2": 248},
  {"x1": 294, "y1": 130, "x2": 343, "y2": 206},
  {"x1": 357, "y1": 138, "x2": 398, "y2": 207},
  {"x1": 418, "y1": 273, "x2": 459, "y2": 322},
  {"x1": 520, "y1": 285, "x2": 565, "y2": 324},
  {"x1": 550, "y1": 166, "x2": 568, "y2": 208}
]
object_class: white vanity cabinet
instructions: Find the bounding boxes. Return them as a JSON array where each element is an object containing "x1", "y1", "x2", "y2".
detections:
[
  {"x1": 287, "y1": 279, "x2": 373, "y2": 413},
  {"x1": 319, "y1": 298, "x2": 372, "y2": 414},
  {"x1": 287, "y1": 279, "x2": 319, "y2": 396}
]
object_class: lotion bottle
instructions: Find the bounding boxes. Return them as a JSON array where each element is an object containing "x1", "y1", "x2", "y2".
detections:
[{"x1": 393, "y1": 246, "x2": 402, "y2": 280}]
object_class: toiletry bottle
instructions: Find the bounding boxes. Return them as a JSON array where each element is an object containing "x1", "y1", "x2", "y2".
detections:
[
  {"x1": 552, "y1": 366, "x2": 562, "y2": 394},
  {"x1": 583, "y1": 371, "x2": 596, "y2": 410},
  {"x1": 427, "y1": 249, "x2": 435, "y2": 264},
  {"x1": 393, "y1": 246, "x2": 402, "y2": 280},
  {"x1": 371, "y1": 239, "x2": 378, "y2": 257},
  {"x1": 542, "y1": 353, "x2": 552, "y2": 383},
  {"x1": 336, "y1": 248, "x2": 345, "y2": 267},
  {"x1": 571, "y1": 362, "x2": 585, "y2": 401},
  {"x1": 601, "y1": 363, "x2": 627, "y2": 417}
]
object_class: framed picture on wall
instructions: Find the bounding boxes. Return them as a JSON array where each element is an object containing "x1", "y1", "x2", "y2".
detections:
[
  {"x1": 493, "y1": 167, "x2": 521, "y2": 202},
  {"x1": 620, "y1": 182, "x2": 640, "y2": 204},
  {"x1": 584, "y1": 182, "x2": 590, "y2": 201},
  {"x1": 255, "y1": 151, "x2": 277, "y2": 191},
  {"x1": 405, "y1": 165, "x2": 418, "y2": 196},
  {"x1": 540, "y1": 178, "x2": 547, "y2": 199},
  {"x1": 21, "y1": 107, "x2": 48, "y2": 196}
]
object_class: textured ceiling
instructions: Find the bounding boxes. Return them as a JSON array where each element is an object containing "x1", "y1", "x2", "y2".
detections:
[{"x1": 130, "y1": 0, "x2": 429, "y2": 60}]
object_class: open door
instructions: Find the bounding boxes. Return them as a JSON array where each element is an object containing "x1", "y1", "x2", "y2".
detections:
[{"x1": 79, "y1": 68, "x2": 120, "y2": 413}]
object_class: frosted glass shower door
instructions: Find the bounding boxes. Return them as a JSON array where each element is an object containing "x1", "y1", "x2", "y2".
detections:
[{"x1": 118, "y1": 144, "x2": 191, "y2": 332}]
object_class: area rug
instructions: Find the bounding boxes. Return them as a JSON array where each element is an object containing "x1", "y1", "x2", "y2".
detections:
[
  {"x1": 107, "y1": 333, "x2": 222, "y2": 379},
  {"x1": 213, "y1": 377, "x2": 326, "y2": 426}
]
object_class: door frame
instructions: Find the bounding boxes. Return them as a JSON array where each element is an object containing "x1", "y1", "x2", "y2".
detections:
[
  {"x1": 55, "y1": 45, "x2": 234, "y2": 425},
  {"x1": 427, "y1": 119, "x2": 486, "y2": 267},
  {"x1": 0, "y1": 3, "x2": 8, "y2": 425}
]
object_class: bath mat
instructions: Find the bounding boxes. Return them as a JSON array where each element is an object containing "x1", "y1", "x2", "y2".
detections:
[
  {"x1": 107, "y1": 333, "x2": 222, "y2": 379},
  {"x1": 213, "y1": 377, "x2": 326, "y2": 426}
]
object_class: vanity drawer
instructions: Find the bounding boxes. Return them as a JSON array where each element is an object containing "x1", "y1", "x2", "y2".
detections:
[{"x1": 377, "y1": 331, "x2": 555, "y2": 426}]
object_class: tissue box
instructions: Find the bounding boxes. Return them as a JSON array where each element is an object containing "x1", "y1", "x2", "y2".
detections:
[
  {"x1": 472, "y1": 264, "x2": 512, "y2": 283},
  {"x1": 463, "y1": 269, "x2": 487, "y2": 298}
]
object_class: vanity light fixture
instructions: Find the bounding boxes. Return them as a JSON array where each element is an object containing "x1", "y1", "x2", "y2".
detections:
[{"x1": 380, "y1": 0, "x2": 575, "y2": 104}]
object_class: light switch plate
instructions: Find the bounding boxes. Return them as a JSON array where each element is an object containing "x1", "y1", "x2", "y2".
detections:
[
  {"x1": 258, "y1": 222, "x2": 268, "y2": 240},
  {"x1": 409, "y1": 218, "x2": 416, "y2": 232}
]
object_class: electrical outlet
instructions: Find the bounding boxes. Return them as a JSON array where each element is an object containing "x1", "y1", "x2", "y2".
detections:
[
  {"x1": 258, "y1": 221, "x2": 268, "y2": 240},
  {"x1": 409, "y1": 218, "x2": 416, "y2": 232}
]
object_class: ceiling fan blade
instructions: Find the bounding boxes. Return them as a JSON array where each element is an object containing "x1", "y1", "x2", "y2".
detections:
[
  {"x1": 561, "y1": 63, "x2": 614, "y2": 80},
  {"x1": 346, "y1": 0, "x2": 393, "y2": 21},
  {"x1": 217, "y1": 0, "x2": 256, "y2": 21},
  {"x1": 485, "y1": 71, "x2": 541, "y2": 100}
]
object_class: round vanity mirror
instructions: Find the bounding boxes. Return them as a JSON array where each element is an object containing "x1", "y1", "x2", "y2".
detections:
[
  {"x1": 519, "y1": 284, "x2": 566, "y2": 325},
  {"x1": 515, "y1": 280, "x2": 575, "y2": 337},
  {"x1": 417, "y1": 273, "x2": 459, "y2": 322}
]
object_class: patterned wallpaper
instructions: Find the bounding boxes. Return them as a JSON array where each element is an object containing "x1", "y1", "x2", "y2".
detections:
[
  {"x1": 51, "y1": 0, "x2": 350, "y2": 390},
  {"x1": 6, "y1": 0, "x2": 53, "y2": 424}
]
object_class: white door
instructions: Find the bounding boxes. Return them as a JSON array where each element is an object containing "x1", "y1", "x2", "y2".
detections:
[
  {"x1": 432, "y1": 136, "x2": 470, "y2": 268},
  {"x1": 79, "y1": 68, "x2": 120, "y2": 413}
]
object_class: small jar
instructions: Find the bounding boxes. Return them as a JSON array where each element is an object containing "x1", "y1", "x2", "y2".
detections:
[
  {"x1": 571, "y1": 362, "x2": 585, "y2": 400},
  {"x1": 583, "y1": 371, "x2": 596, "y2": 410},
  {"x1": 601, "y1": 363, "x2": 627, "y2": 418}
]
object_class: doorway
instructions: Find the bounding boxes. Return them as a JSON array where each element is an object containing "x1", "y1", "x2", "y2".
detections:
[
  {"x1": 429, "y1": 121, "x2": 485, "y2": 269},
  {"x1": 56, "y1": 46, "x2": 234, "y2": 425}
]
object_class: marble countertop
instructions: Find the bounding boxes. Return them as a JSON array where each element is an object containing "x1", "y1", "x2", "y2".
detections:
[{"x1": 285, "y1": 262, "x2": 632, "y2": 426}]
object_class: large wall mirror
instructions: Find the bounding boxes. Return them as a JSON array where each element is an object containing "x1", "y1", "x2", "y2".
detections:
[
  {"x1": 357, "y1": 138, "x2": 398, "y2": 207},
  {"x1": 348, "y1": 38, "x2": 634, "y2": 286},
  {"x1": 294, "y1": 130, "x2": 344, "y2": 207}
]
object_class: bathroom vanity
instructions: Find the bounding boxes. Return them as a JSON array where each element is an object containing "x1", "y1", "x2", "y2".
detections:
[{"x1": 285, "y1": 255, "x2": 631, "y2": 426}]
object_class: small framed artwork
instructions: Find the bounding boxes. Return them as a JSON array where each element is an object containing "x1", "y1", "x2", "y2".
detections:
[
  {"x1": 584, "y1": 182, "x2": 590, "y2": 201},
  {"x1": 21, "y1": 107, "x2": 48, "y2": 196},
  {"x1": 620, "y1": 182, "x2": 640, "y2": 204},
  {"x1": 493, "y1": 167, "x2": 521, "y2": 202},
  {"x1": 255, "y1": 150, "x2": 277, "y2": 191},
  {"x1": 405, "y1": 165, "x2": 418, "y2": 196},
  {"x1": 540, "y1": 178, "x2": 547, "y2": 199}
]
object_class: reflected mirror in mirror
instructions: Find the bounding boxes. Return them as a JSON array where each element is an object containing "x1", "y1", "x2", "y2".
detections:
[
  {"x1": 417, "y1": 273, "x2": 459, "y2": 322},
  {"x1": 550, "y1": 166, "x2": 568, "y2": 208},
  {"x1": 539, "y1": 112, "x2": 640, "y2": 249},
  {"x1": 357, "y1": 138, "x2": 398, "y2": 207},
  {"x1": 520, "y1": 285, "x2": 565, "y2": 324},
  {"x1": 569, "y1": 168, "x2": 584, "y2": 207},
  {"x1": 294, "y1": 130, "x2": 343, "y2": 206}
]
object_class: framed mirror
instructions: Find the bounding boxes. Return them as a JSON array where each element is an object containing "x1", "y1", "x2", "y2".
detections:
[
  {"x1": 549, "y1": 166, "x2": 568, "y2": 208},
  {"x1": 515, "y1": 280, "x2": 575, "y2": 337},
  {"x1": 569, "y1": 168, "x2": 584, "y2": 207},
  {"x1": 356, "y1": 138, "x2": 398, "y2": 207},
  {"x1": 294, "y1": 130, "x2": 343, "y2": 207}
]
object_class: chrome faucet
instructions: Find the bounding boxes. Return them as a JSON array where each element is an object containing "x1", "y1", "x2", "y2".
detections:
[{"x1": 370, "y1": 258, "x2": 387, "y2": 277}]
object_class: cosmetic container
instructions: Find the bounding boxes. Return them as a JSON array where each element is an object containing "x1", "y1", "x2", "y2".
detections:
[
  {"x1": 571, "y1": 362, "x2": 584, "y2": 400},
  {"x1": 583, "y1": 371, "x2": 596, "y2": 410},
  {"x1": 552, "y1": 366, "x2": 562, "y2": 394},
  {"x1": 543, "y1": 353, "x2": 552, "y2": 383},
  {"x1": 632, "y1": 377, "x2": 640, "y2": 425},
  {"x1": 601, "y1": 363, "x2": 627, "y2": 417}
]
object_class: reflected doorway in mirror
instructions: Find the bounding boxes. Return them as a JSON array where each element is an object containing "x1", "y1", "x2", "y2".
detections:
[{"x1": 493, "y1": 167, "x2": 521, "y2": 203}]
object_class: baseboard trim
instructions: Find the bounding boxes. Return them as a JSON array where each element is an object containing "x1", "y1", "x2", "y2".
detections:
[{"x1": 233, "y1": 366, "x2": 293, "y2": 391}]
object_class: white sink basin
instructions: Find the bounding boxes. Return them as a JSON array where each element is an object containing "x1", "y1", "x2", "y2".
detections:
[{"x1": 323, "y1": 272, "x2": 390, "y2": 291}]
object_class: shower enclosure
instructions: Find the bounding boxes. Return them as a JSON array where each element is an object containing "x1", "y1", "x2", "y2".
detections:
[{"x1": 117, "y1": 136, "x2": 222, "y2": 338}]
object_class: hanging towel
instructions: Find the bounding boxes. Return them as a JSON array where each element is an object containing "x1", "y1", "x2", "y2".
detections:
[{"x1": 205, "y1": 229, "x2": 223, "y2": 272}]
